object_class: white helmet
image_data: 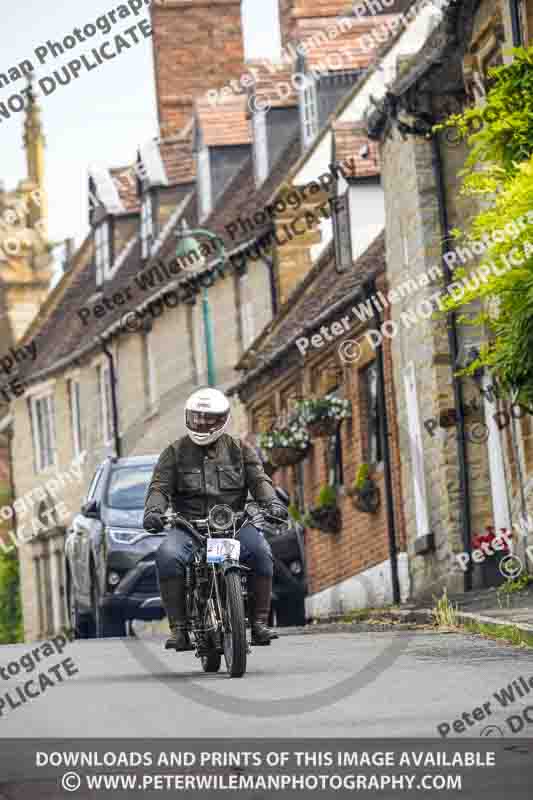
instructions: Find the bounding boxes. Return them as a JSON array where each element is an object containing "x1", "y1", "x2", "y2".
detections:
[{"x1": 184, "y1": 388, "x2": 231, "y2": 446}]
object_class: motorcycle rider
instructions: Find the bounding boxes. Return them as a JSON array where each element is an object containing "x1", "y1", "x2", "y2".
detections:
[{"x1": 143, "y1": 388, "x2": 288, "y2": 652}]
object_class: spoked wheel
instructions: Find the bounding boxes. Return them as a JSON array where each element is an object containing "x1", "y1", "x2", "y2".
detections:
[{"x1": 222, "y1": 571, "x2": 247, "y2": 678}]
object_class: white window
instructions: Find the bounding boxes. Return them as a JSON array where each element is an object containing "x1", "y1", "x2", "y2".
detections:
[
  {"x1": 239, "y1": 273, "x2": 255, "y2": 349},
  {"x1": 141, "y1": 193, "x2": 154, "y2": 259},
  {"x1": 97, "y1": 363, "x2": 113, "y2": 446},
  {"x1": 253, "y1": 111, "x2": 269, "y2": 187},
  {"x1": 332, "y1": 192, "x2": 352, "y2": 272},
  {"x1": 301, "y1": 79, "x2": 319, "y2": 148},
  {"x1": 69, "y1": 379, "x2": 83, "y2": 458},
  {"x1": 142, "y1": 330, "x2": 158, "y2": 411},
  {"x1": 31, "y1": 393, "x2": 56, "y2": 472},
  {"x1": 197, "y1": 148, "x2": 212, "y2": 221},
  {"x1": 95, "y1": 221, "x2": 110, "y2": 286}
]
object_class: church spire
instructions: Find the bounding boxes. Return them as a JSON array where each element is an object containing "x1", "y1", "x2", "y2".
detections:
[{"x1": 23, "y1": 76, "x2": 47, "y2": 236}]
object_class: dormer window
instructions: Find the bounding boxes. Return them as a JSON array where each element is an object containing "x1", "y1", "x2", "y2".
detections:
[
  {"x1": 141, "y1": 192, "x2": 154, "y2": 259},
  {"x1": 253, "y1": 111, "x2": 269, "y2": 187},
  {"x1": 197, "y1": 147, "x2": 212, "y2": 221},
  {"x1": 301, "y1": 79, "x2": 319, "y2": 148},
  {"x1": 95, "y1": 221, "x2": 110, "y2": 286}
]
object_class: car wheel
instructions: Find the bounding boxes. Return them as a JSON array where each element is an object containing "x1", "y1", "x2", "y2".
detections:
[
  {"x1": 91, "y1": 567, "x2": 126, "y2": 638},
  {"x1": 67, "y1": 572, "x2": 91, "y2": 639}
]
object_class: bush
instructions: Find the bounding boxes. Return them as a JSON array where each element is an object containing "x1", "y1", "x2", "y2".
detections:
[{"x1": 0, "y1": 548, "x2": 23, "y2": 644}]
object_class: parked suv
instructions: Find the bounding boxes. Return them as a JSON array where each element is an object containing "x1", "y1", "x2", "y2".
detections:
[
  {"x1": 65, "y1": 455, "x2": 164, "y2": 638},
  {"x1": 66, "y1": 456, "x2": 307, "y2": 638}
]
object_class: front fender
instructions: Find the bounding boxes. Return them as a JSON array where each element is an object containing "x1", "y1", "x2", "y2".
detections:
[{"x1": 222, "y1": 561, "x2": 250, "y2": 577}]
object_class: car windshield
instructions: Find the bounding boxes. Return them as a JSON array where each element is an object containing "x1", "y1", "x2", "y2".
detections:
[{"x1": 106, "y1": 465, "x2": 155, "y2": 510}]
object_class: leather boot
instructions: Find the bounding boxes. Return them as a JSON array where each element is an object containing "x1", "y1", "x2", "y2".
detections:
[
  {"x1": 158, "y1": 576, "x2": 194, "y2": 651},
  {"x1": 250, "y1": 575, "x2": 279, "y2": 646}
]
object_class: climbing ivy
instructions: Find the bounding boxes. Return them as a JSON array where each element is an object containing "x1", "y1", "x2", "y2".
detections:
[
  {"x1": 0, "y1": 548, "x2": 23, "y2": 644},
  {"x1": 434, "y1": 46, "x2": 533, "y2": 407}
]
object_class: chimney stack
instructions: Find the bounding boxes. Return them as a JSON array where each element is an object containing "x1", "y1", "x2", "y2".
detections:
[{"x1": 151, "y1": 0, "x2": 246, "y2": 140}]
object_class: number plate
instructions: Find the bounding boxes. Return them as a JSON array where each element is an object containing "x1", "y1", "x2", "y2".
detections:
[{"x1": 206, "y1": 538, "x2": 240, "y2": 564}]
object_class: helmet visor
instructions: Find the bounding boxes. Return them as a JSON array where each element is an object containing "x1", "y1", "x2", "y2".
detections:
[{"x1": 186, "y1": 409, "x2": 229, "y2": 436}]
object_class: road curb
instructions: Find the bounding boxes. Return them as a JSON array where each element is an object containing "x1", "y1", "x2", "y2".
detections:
[{"x1": 305, "y1": 606, "x2": 533, "y2": 634}]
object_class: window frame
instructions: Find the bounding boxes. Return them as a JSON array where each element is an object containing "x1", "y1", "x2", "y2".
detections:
[
  {"x1": 68, "y1": 378, "x2": 83, "y2": 459},
  {"x1": 94, "y1": 219, "x2": 111, "y2": 286},
  {"x1": 30, "y1": 391, "x2": 56, "y2": 473},
  {"x1": 360, "y1": 360, "x2": 383, "y2": 466},
  {"x1": 97, "y1": 363, "x2": 114, "y2": 447},
  {"x1": 238, "y1": 272, "x2": 255, "y2": 351},
  {"x1": 332, "y1": 190, "x2": 353, "y2": 273},
  {"x1": 142, "y1": 329, "x2": 159, "y2": 412},
  {"x1": 300, "y1": 78, "x2": 319, "y2": 149},
  {"x1": 197, "y1": 146, "x2": 212, "y2": 221},
  {"x1": 253, "y1": 110, "x2": 269, "y2": 187},
  {"x1": 140, "y1": 190, "x2": 154, "y2": 260}
]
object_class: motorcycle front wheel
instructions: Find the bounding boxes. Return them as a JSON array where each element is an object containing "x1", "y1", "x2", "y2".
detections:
[{"x1": 222, "y1": 570, "x2": 247, "y2": 678}]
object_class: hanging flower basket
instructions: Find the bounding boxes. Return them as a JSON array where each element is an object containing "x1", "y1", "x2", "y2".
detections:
[
  {"x1": 269, "y1": 446, "x2": 308, "y2": 466},
  {"x1": 296, "y1": 396, "x2": 352, "y2": 439},
  {"x1": 303, "y1": 485, "x2": 342, "y2": 534},
  {"x1": 349, "y1": 479, "x2": 381, "y2": 514},
  {"x1": 307, "y1": 418, "x2": 339, "y2": 438},
  {"x1": 259, "y1": 421, "x2": 310, "y2": 468},
  {"x1": 306, "y1": 507, "x2": 342, "y2": 534}
]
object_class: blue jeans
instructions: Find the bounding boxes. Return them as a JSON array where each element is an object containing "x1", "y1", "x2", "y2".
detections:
[{"x1": 155, "y1": 521, "x2": 274, "y2": 581}]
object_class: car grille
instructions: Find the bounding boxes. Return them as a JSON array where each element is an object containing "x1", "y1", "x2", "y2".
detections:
[{"x1": 133, "y1": 564, "x2": 159, "y2": 596}]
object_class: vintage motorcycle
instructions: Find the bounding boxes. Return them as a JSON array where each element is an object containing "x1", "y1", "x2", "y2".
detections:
[{"x1": 161, "y1": 502, "x2": 268, "y2": 678}]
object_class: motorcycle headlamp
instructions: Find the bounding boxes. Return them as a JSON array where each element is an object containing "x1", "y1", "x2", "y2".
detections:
[{"x1": 209, "y1": 504, "x2": 234, "y2": 532}]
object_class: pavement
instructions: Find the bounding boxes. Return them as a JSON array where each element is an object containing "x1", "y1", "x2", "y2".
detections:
[
  {"x1": 1, "y1": 623, "x2": 533, "y2": 796},
  {"x1": 394, "y1": 584, "x2": 533, "y2": 631}
]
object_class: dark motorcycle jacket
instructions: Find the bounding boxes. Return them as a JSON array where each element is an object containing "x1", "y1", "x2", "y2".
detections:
[{"x1": 143, "y1": 433, "x2": 277, "y2": 523}]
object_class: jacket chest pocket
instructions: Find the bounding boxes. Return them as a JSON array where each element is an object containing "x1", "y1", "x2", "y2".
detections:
[
  {"x1": 216, "y1": 465, "x2": 245, "y2": 492},
  {"x1": 177, "y1": 468, "x2": 203, "y2": 493}
]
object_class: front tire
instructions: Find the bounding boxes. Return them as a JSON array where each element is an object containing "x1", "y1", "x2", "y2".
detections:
[
  {"x1": 67, "y1": 573, "x2": 91, "y2": 639},
  {"x1": 222, "y1": 570, "x2": 247, "y2": 678}
]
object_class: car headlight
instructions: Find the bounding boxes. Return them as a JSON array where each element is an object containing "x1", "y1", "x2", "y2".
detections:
[
  {"x1": 106, "y1": 527, "x2": 145, "y2": 545},
  {"x1": 107, "y1": 571, "x2": 121, "y2": 587},
  {"x1": 289, "y1": 560, "x2": 303, "y2": 576}
]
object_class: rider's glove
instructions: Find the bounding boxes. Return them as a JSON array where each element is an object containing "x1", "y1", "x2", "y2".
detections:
[
  {"x1": 266, "y1": 500, "x2": 289, "y2": 521},
  {"x1": 144, "y1": 509, "x2": 165, "y2": 532}
]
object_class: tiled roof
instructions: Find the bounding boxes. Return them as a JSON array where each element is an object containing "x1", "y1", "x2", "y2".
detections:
[
  {"x1": 159, "y1": 139, "x2": 196, "y2": 184},
  {"x1": 19, "y1": 131, "x2": 302, "y2": 385},
  {"x1": 301, "y1": 16, "x2": 401, "y2": 72},
  {"x1": 247, "y1": 60, "x2": 299, "y2": 108},
  {"x1": 196, "y1": 95, "x2": 252, "y2": 146},
  {"x1": 333, "y1": 121, "x2": 380, "y2": 177},
  {"x1": 109, "y1": 166, "x2": 140, "y2": 214}
]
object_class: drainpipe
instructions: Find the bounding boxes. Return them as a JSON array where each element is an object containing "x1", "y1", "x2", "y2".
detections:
[
  {"x1": 509, "y1": 0, "x2": 523, "y2": 46},
  {"x1": 431, "y1": 136, "x2": 473, "y2": 592},
  {"x1": 100, "y1": 339, "x2": 122, "y2": 458},
  {"x1": 366, "y1": 278, "x2": 401, "y2": 605}
]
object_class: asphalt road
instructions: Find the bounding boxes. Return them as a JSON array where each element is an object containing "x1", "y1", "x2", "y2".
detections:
[{"x1": 1, "y1": 628, "x2": 533, "y2": 738}]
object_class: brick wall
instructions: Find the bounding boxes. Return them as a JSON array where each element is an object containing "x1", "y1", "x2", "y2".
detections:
[{"x1": 151, "y1": 0, "x2": 246, "y2": 139}]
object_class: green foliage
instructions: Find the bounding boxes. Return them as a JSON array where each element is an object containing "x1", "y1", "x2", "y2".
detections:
[
  {"x1": 435, "y1": 47, "x2": 533, "y2": 405},
  {"x1": 354, "y1": 463, "x2": 370, "y2": 490},
  {"x1": 496, "y1": 573, "x2": 533, "y2": 598},
  {"x1": 316, "y1": 484, "x2": 337, "y2": 510},
  {"x1": 432, "y1": 587, "x2": 459, "y2": 628},
  {"x1": 0, "y1": 548, "x2": 23, "y2": 644},
  {"x1": 288, "y1": 503, "x2": 302, "y2": 523},
  {"x1": 296, "y1": 396, "x2": 352, "y2": 424},
  {"x1": 435, "y1": 47, "x2": 533, "y2": 179}
]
